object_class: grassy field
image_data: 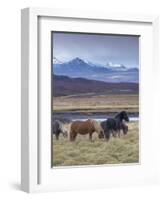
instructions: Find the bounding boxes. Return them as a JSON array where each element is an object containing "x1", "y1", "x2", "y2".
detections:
[
  {"x1": 53, "y1": 94, "x2": 139, "y2": 113},
  {"x1": 52, "y1": 121, "x2": 139, "y2": 167}
]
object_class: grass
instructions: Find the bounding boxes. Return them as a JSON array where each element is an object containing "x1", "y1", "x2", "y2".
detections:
[
  {"x1": 53, "y1": 94, "x2": 139, "y2": 113},
  {"x1": 52, "y1": 121, "x2": 139, "y2": 166}
]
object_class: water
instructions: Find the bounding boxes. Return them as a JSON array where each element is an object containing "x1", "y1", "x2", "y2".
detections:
[
  {"x1": 72, "y1": 117, "x2": 139, "y2": 122},
  {"x1": 53, "y1": 113, "x2": 139, "y2": 122}
]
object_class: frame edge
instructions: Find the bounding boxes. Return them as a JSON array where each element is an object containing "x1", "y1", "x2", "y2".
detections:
[
  {"x1": 21, "y1": 7, "x2": 39, "y2": 193},
  {"x1": 21, "y1": 8, "x2": 30, "y2": 193},
  {"x1": 21, "y1": 7, "x2": 159, "y2": 192}
]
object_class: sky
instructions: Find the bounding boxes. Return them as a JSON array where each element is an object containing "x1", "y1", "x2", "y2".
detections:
[{"x1": 52, "y1": 32, "x2": 139, "y2": 68}]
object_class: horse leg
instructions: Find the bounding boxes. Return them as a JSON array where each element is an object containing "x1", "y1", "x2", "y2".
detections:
[
  {"x1": 118, "y1": 130, "x2": 121, "y2": 138},
  {"x1": 105, "y1": 131, "x2": 110, "y2": 141},
  {"x1": 105, "y1": 135, "x2": 110, "y2": 141},
  {"x1": 70, "y1": 131, "x2": 77, "y2": 142},
  {"x1": 112, "y1": 131, "x2": 117, "y2": 137},
  {"x1": 72, "y1": 132, "x2": 77, "y2": 141},
  {"x1": 55, "y1": 133, "x2": 59, "y2": 140},
  {"x1": 89, "y1": 132, "x2": 93, "y2": 141},
  {"x1": 70, "y1": 130, "x2": 74, "y2": 141}
]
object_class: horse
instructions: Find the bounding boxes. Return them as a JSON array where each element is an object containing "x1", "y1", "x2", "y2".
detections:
[
  {"x1": 101, "y1": 111, "x2": 129, "y2": 140},
  {"x1": 119, "y1": 122, "x2": 128, "y2": 137},
  {"x1": 91, "y1": 119, "x2": 105, "y2": 139},
  {"x1": 70, "y1": 119, "x2": 104, "y2": 141},
  {"x1": 106, "y1": 121, "x2": 129, "y2": 138},
  {"x1": 52, "y1": 120, "x2": 68, "y2": 140}
]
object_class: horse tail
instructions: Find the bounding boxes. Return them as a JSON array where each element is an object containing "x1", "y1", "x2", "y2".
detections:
[{"x1": 69, "y1": 122, "x2": 78, "y2": 141}]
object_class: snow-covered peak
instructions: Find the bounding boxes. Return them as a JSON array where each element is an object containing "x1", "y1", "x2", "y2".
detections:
[
  {"x1": 105, "y1": 62, "x2": 127, "y2": 71},
  {"x1": 68, "y1": 57, "x2": 86, "y2": 65}
]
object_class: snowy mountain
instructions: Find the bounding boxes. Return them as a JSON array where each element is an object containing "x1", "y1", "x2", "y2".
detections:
[{"x1": 53, "y1": 57, "x2": 139, "y2": 83}]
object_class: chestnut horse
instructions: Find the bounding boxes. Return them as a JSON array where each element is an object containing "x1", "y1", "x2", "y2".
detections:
[{"x1": 70, "y1": 119, "x2": 104, "y2": 141}]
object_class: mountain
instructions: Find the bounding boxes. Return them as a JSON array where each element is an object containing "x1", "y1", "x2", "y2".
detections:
[
  {"x1": 53, "y1": 75, "x2": 139, "y2": 97},
  {"x1": 53, "y1": 57, "x2": 139, "y2": 83},
  {"x1": 54, "y1": 57, "x2": 111, "y2": 74}
]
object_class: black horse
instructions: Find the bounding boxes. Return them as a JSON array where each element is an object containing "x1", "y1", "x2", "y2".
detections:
[
  {"x1": 119, "y1": 122, "x2": 128, "y2": 137},
  {"x1": 52, "y1": 120, "x2": 68, "y2": 140},
  {"x1": 101, "y1": 111, "x2": 129, "y2": 140}
]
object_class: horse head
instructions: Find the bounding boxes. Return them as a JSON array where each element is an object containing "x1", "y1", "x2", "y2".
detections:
[
  {"x1": 91, "y1": 119, "x2": 105, "y2": 139},
  {"x1": 62, "y1": 130, "x2": 68, "y2": 137},
  {"x1": 116, "y1": 111, "x2": 129, "y2": 122},
  {"x1": 121, "y1": 111, "x2": 129, "y2": 122},
  {"x1": 98, "y1": 130, "x2": 105, "y2": 138},
  {"x1": 60, "y1": 123, "x2": 69, "y2": 137}
]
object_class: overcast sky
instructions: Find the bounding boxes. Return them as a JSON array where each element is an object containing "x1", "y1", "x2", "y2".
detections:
[{"x1": 53, "y1": 32, "x2": 139, "y2": 68}]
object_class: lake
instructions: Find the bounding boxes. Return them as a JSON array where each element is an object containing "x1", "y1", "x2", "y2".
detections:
[
  {"x1": 72, "y1": 117, "x2": 139, "y2": 122},
  {"x1": 53, "y1": 113, "x2": 139, "y2": 122}
]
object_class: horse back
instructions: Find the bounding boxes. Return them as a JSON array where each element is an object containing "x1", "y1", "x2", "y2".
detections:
[
  {"x1": 71, "y1": 120, "x2": 95, "y2": 134},
  {"x1": 106, "y1": 118, "x2": 117, "y2": 131}
]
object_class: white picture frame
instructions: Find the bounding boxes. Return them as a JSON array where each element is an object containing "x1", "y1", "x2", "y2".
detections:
[{"x1": 21, "y1": 7, "x2": 159, "y2": 193}]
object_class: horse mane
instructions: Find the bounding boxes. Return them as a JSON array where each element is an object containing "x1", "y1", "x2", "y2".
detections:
[
  {"x1": 90, "y1": 119, "x2": 103, "y2": 133},
  {"x1": 115, "y1": 111, "x2": 126, "y2": 120},
  {"x1": 54, "y1": 119, "x2": 62, "y2": 126},
  {"x1": 64, "y1": 122, "x2": 72, "y2": 140}
]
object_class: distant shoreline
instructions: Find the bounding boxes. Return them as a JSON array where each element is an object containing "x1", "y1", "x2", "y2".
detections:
[{"x1": 53, "y1": 111, "x2": 139, "y2": 120}]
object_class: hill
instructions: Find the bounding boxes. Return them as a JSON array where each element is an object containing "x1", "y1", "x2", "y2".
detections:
[{"x1": 53, "y1": 75, "x2": 139, "y2": 97}]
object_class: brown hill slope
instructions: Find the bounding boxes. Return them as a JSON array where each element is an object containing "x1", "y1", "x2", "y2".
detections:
[{"x1": 53, "y1": 75, "x2": 139, "y2": 97}]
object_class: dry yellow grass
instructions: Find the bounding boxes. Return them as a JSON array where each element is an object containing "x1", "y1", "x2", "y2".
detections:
[
  {"x1": 52, "y1": 121, "x2": 139, "y2": 166},
  {"x1": 53, "y1": 94, "x2": 139, "y2": 113}
]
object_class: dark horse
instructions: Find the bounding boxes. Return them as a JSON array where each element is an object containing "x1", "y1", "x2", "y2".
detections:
[
  {"x1": 52, "y1": 120, "x2": 68, "y2": 140},
  {"x1": 101, "y1": 111, "x2": 129, "y2": 140},
  {"x1": 70, "y1": 119, "x2": 104, "y2": 141}
]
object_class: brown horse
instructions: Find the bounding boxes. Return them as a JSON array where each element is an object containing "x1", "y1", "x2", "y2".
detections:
[{"x1": 70, "y1": 119, "x2": 104, "y2": 141}]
